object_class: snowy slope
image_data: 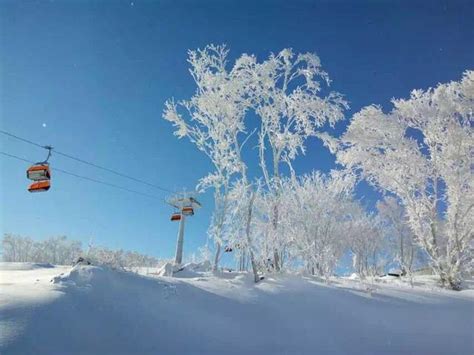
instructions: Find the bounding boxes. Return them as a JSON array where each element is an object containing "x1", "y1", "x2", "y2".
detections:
[{"x1": 0, "y1": 263, "x2": 473, "y2": 355}]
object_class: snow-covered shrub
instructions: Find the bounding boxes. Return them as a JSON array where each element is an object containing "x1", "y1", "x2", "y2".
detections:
[{"x1": 86, "y1": 247, "x2": 161, "y2": 270}]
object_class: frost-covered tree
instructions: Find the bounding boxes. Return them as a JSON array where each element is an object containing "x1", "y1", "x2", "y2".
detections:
[
  {"x1": 163, "y1": 45, "x2": 261, "y2": 276},
  {"x1": 239, "y1": 48, "x2": 348, "y2": 270},
  {"x1": 1, "y1": 234, "x2": 35, "y2": 262},
  {"x1": 377, "y1": 196, "x2": 420, "y2": 275},
  {"x1": 337, "y1": 71, "x2": 474, "y2": 289},
  {"x1": 226, "y1": 180, "x2": 262, "y2": 282},
  {"x1": 281, "y1": 171, "x2": 356, "y2": 278},
  {"x1": 163, "y1": 45, "x2": 349, "y2": 278},
  {"x1": 1, "y1": 234, "x2": 82, "y2": 264},
  {"x1": 349, "y1": 208, "x2": 387, "y2": 279},
  {"x1": 164, "y1": 45, "x2": 247, "y2": 270},
  {"x1": 1, "y1": 234, "x2": 161, "y2": 269}
]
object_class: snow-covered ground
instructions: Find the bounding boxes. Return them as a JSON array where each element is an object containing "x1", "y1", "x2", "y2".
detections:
[{"x1": 0, "y1": 263, "x2": 472, "y2": 355}]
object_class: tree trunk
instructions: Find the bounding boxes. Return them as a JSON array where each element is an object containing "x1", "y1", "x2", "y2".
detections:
[
  {"x1": 213, "y1": 242, "x2": 221, "y2": 272},
  {"x1": 245, "y1": 191, "x2": 260, "y2": 283},
  {"x1": 400, "y1": 233, "x2": 406, "y2": 274},
  {"x1": 273, "y1": 250, "x2": 280, "y2": 272}
]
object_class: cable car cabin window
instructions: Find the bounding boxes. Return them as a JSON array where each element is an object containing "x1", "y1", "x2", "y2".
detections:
[
  {"x1": 27, "y1": 165, "x2": 51, "y2": 181},
  {"x1": 182, "y1": 207, "x2": 194, "y2": 216},
  {"x1": 28, "y1": 180, "x2": 51, "y2": 193}
]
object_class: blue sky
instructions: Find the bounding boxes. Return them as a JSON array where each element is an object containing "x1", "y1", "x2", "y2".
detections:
[{"x1": 1, "y1": 0, "x2": 473, "y2": 265}]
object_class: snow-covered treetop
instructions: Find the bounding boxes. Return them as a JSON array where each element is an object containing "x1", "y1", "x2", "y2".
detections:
[
  {"x1": 338, "y1": 70, "x2": 473, "y2": 206},
  {"x1": 246, "y1": 48, "x2": 349, "y2": 171},
  {"x1": 163, "y1": 44, "x2": 249, "y2": 191},
  {"x1": 164, "y1": 45, "x2": 349, "y2": 190}
]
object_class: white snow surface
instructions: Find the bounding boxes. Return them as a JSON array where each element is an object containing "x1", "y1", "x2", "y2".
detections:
[{"x1": 0, "y1": 263, "x2": 473, "y2": 355}]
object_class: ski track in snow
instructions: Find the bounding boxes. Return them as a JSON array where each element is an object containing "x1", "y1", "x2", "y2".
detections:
[{"x1": 0, "y1": 263, "x2": 473, "y2": 355}]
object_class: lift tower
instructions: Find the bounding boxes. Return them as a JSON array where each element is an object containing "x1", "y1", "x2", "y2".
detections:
[{"x1": 167, "y1": 193, "x2": 201, "y2": 265}]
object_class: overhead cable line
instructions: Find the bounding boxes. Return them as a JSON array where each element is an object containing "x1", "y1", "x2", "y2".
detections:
[
  {"x1": 1, "y1": 151, "x2": 163, "y2": 200},
  {"x1": 0, "y1": 130, "x2": 45, "y2": 149},
  {"x1": 0, "y1": 129, "x2": 173, "y2": 194}
]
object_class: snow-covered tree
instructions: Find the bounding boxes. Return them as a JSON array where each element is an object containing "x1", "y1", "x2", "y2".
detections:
[
  {"x1": 1, "y1": 234, "x2": 161, "y2": 269},
  {"x1": 163, "y1": 45, "x2": 252, "y2": 270},
  {"x1": 377, "y1": 196, "x2": 421, "y2": 275},
  {"x1": 349, "y1": 208, "x2": 387, "y2": 279},
  {"x1": 240, "y1": 48, "x2": 348, "y2": 270},
  {"x1": 276, "y1": 171, "x2": 355, "y2": 278},
  {"x1": 1, "y1": 234, "x2": 35, "y2": 262},
  {"x1": 163, "y1": 45, "x2": 348, "y2": 278},
  {"x1": 1, "y1": 234, "x2": 82, "y2": 264},
  {"x1": 226, "y1": 180, "x2": 262, "y2": 281},
  {"x1": 337, "y1": 71, "x2": 474, "y2": 289}
]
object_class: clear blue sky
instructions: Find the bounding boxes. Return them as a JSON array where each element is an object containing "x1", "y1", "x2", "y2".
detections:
[{"x1": 1, "y1": 0, "x2": 473, "y2": 264}]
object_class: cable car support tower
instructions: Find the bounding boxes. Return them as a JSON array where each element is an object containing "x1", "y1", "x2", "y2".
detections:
[{"x1": 166, "y1": 192, "x2": 201, "y2": 266}]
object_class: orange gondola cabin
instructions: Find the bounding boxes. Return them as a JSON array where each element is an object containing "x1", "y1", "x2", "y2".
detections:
[
  {"x1": 182, "y1": 206, "x2": 194, "y2": 216},
  {"x1": 170, "y1": 213, "x2": 181, "y2": 221},
  {"x1": 27, "y1": 164, "x2": 51, "y2": 181},
  {"x1": 28, "y1": 180, "x2": 51, "y2": 193},
  {"x1": 26, "y1": 162, "x2": 51, "y2": 193}
]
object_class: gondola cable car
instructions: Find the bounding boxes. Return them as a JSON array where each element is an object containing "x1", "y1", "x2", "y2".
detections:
[
  {"x1": 27, "y1": 146, "x2": 53, "y2": 193},
  {"x1": 182, "y1": 206, "x2": 194, "y2": 216},
  {"x1": 170, "y1": 212, "x2": 182, "y2": 221},
  {"x1": 27, "y1": 163, "x2": 51, "y2": 181},
  {"x1": 28, "y1": 180, "x2": 51, "y2": 193}
]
